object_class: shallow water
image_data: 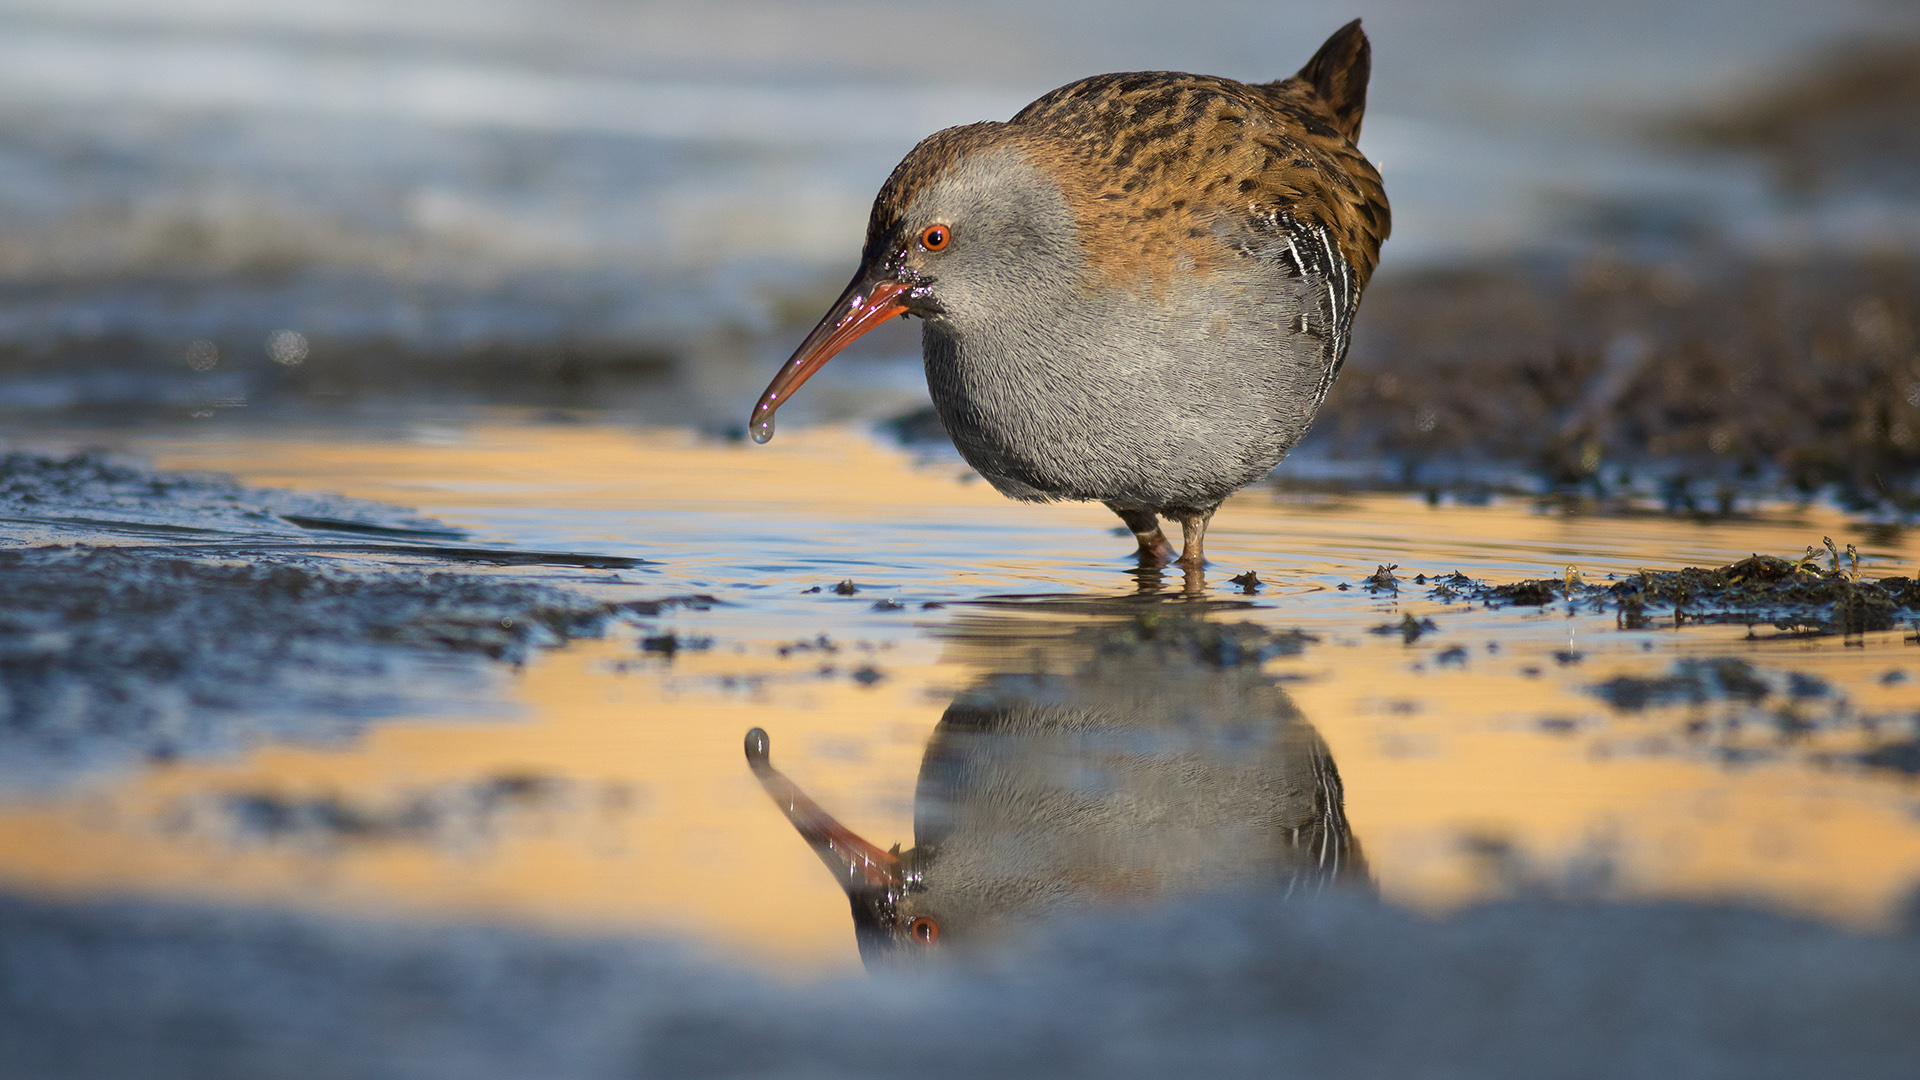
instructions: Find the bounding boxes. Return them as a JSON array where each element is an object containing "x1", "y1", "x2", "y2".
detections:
[{"x1": 1, "y1": 416, "x2": 1916, "y2": 975}]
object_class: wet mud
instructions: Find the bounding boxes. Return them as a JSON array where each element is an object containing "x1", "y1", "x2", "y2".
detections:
[
  {"x1": 1309, "y1": 255, "x2": 1920, "y2": 513},
  {"x1": 0, "y1": 453, "x2": 676, "y2": 789}
]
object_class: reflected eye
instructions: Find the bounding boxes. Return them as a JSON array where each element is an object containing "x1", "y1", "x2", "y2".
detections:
[
  {"x1": 908, "y1": 916, "x2": 940, "y2": 944},
  {"x1": 919, "y1": 225, "x2": 950, "y2": 252}
]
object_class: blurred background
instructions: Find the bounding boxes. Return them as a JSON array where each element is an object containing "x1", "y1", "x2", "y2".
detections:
[{"x1": 2, "y1": 0, "x2": 1917, "y2": 499}]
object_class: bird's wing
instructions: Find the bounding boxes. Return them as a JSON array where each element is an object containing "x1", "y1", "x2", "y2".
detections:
[
  {"x1": 1224, "y1": 206, "x2": 1363, "y2": 397},
  {"x1": 1010, "y1": 70, "x2": 1388, "y2": 292},
  {"x1": 1213, "y1": 74, "x2": 1388, "y2": 394}
]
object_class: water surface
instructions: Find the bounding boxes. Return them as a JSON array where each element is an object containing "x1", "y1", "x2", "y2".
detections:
[{"x1": 1, "y1": 418, "x2": 1915, "y2": 974}]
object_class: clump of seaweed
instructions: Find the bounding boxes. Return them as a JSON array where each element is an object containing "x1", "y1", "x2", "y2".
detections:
[{"x1": 1435, "y1": 543, "x2": 1920, "y2": 636}]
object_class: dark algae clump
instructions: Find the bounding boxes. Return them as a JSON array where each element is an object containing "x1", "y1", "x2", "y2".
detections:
[
  {"x1": 1607, "y1": 553, "x2": 1909, "y2": 634},
  {"x1": 1441, "y1": 550, "x2": 1920, "y2": 636}
]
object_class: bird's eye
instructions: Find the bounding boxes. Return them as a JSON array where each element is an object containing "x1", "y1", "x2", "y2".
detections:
[
  {"x1": 908, "y1": 917, "x2": 940, "y2": 944},
  {"x1": 919, "y1": 225, "x2": 950, "y2": 252}
]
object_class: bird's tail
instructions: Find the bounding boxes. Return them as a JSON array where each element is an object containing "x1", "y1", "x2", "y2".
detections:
[{"x1": 1284, "y1": 19, "x2": 1372, "y2": 142}]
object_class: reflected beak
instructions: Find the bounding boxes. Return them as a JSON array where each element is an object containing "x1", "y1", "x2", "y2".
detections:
[
  {"x1": 747, "y1": 276, "x2": 910, "y2": 444},
  {"x1": 744, "y1": 727, "x2": 902, "y2": 896}
]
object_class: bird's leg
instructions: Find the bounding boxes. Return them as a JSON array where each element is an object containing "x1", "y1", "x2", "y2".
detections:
[
  {"x1": 1173, "y1": 507, "x2": 1215, "y2": 595},
  {"x1": 1173, "y1": 506, "x2": 1216, "y2": 569},
  {"x1": 1107, "y1": 503, "x2": 1176, "y2": 566}
]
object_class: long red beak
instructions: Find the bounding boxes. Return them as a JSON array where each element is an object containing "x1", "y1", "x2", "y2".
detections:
[
  {"x1": 744, "y1": 727, "x2": 901, "y2": 894},
  {"x1": 748, "y1": 278, "x2": 909, "y2": 444}
]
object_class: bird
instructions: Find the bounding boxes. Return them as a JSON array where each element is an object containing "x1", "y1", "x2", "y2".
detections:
[
  {"x1": 748, "y1": 20, "x2": 1389, "y2": 582},
  {"x1": 744, "y1": 610, "x2": 1369, "y2": 965}
]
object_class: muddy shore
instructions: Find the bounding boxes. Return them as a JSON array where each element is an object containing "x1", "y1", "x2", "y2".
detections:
[
  {"x1": 0, "y1": 452, "x2": 674, "y2": 789},
  {"x1": 1317, "y1": 253, "x2": 1920, "y2": 512}
]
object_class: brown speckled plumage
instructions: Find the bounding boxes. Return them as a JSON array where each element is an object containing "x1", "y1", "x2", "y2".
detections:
[
  {"x1": 867, "y1": 26, "x2": 1388, "y2": 293},
  {"x1": 755, "y1": 20, "x2": 1391, "y2": 586}
]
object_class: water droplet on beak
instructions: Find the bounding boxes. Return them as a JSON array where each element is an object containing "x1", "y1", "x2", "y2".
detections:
[{"x1": 750, "y1": 418, "x2": 775, "y2": 444}]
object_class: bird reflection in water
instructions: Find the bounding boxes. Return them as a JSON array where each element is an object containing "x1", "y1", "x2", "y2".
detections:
[{"x1": 746, "y1": 609, "x2": 1369, "y2": 965}]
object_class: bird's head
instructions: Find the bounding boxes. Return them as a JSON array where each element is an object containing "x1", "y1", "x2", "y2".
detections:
[
  {"x1": 747, "y1": 124, "x2": 1082, "y2": 444},
  {"x1": 743, "y1": 727, "x2": 961, "y2": 965}
]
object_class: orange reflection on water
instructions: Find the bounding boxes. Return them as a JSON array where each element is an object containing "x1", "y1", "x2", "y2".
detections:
[
  {"x1": 0, "y1": 635, "x2": 954, "y2": 973},
  {"x1": 1282, "y1": 625, "x2": 1920, "y2": 923}
]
